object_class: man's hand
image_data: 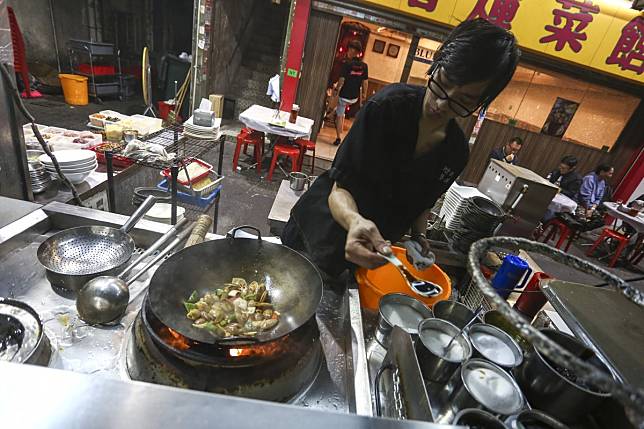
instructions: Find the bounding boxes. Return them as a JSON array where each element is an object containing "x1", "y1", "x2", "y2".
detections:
[
  {"x1": 505, "y1": 153, "x2": 515, "y2": 163},
  {"x1": 345, "y1": 217, "x2": 391, "y2": 269}
]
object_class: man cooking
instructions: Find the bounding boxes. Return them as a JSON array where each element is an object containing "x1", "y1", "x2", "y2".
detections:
[
  {"x1": 489, "y1": 137, "x2": 523, "y2": 165},
  {"x1": 282, "y1": 19, "x2": 521, "y2": 280}
]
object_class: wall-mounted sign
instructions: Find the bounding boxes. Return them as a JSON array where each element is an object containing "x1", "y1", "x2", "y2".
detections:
[
  {"x1": 415, "y1": 46, "x2": 435, "y2": 64},
  {"x1": 357, "y1": 0, "x2": 644, "y2": 84}
]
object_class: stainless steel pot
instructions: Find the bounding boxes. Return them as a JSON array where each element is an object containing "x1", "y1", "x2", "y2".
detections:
[
  {"x1": 375, "y1": 293, "x2": 432, "y2": 348},
  {"x1": 483, "y1": 310, "x2": 531, "y2": 354},
  {"x1": 0, "y1": 298, "x2": 50, "y2": 366},
  {"x1": 433, "y1": 300, "x2": 483, "y2": 329},
  {"x1": 515, "y1": 329, "x2": 613, "y2": 424},
  {"x1": 416, "y1": 318, "x2": 472, "y2": 383},
  {"x1": 453, "y1": 409, "x2": 509, "y2": 429},
  {"x1": 289, "y1": 172, "x2": 309, "y2": 191},
  {"x1": 467, "y1": 323, "x2": 523, "y2": 370},
  {"x1": 440, "y1": 358, "x2": 525, "y2": 419},
  {"x1": 505, "y1": 409, "x2": 570, "y2": 429}
]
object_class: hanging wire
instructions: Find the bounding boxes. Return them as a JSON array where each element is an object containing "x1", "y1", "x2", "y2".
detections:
[{"x1": 0, "y1": 62, "x2": 84, "y2": 206}]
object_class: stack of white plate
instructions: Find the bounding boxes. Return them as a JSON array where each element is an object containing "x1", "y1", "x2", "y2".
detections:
[
  {"x1": 440, "y1": 183, "x2": 491, "y2": 229},
  {"x1": 183, "y1": 116, "x2": 221, "y2": 139},
  {"x1": 143, "y1": 203, "x2": 186, "y2": 225},
  {"x1": 28, "y1": 161, "x2": 51, "y2": 193},
  {"x1": 38, "y1": 149, "x2": 97, "y2": 184}
]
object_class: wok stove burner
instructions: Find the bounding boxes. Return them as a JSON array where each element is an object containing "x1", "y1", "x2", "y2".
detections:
[
  {"x1": 0, "y1": 299, "x2": 52, "y2": 367},
  {"x1": 126, "y1": 296, "x2": 323, "y2": 402}
]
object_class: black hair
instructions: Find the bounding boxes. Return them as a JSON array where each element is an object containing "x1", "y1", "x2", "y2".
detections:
[
  {"x1": 429, "y1": 19, "x2": 521, "y2": 106},
  {"x1": 561, "y1": 155, "x2": 578, "y2": 168},
  {"x1": 348, "y1": 39, "x2": 363, "y2": 52},
  {"x1": 595, "y1": 164, "x2": 613, "y2": 174},
  {"x1": 510, "y1": 136, "x2": 523, "y2": 145}
]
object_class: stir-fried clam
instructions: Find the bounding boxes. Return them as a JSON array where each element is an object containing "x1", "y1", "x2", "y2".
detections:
[{"x1": 184, "y1": 278, "x2": 280, "y2": 337}]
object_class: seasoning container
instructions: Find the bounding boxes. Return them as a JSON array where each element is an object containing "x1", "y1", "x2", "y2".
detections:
[
  {"x1": 467, "y1": 323, "x2": 523, "y2": 370},
  {"x1": 289, "y1": 104, "x2": 300, "y2": 123},
  {"x1": 440, "y1": 358, "x2": 525, "y2": 418},
  {"x1": 433, "y1": 300, "x2": 483, "y2": 329},
  {"x1": 453, "y1": 409, "x2": 509, "y2": 429},
  {"x1": 416, "y1": 318, "x2": 472, "y2": 383},
  {"x1": 375, "y1": 293, "x2": 433, "y2": 348},
  {"x1": 515, "y1": 329, "x2": 613, "y2": 424}
]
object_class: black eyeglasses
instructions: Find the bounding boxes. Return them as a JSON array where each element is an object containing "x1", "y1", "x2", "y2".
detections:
[{"x1": 428, "y1": 69, "x2": 484, "y2": 118}]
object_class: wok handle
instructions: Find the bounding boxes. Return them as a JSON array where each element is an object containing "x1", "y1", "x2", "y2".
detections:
[
  {"x1": 228, "y1": 225, "x2": 262, "y2": 240},
  {"x1": 120, "y1": 195, "x2": 158, "y2": 233}
]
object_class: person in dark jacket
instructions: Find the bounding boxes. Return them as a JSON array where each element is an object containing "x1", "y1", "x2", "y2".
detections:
[
  {"x1": 281, "y1": 19, "x2": 520, "y2": 281},
  {"x1": 547, "y1": 155, "x2": 582, "y2": 199},
  {"x1": 489, "y1": 136, "x2": 523, "y2": 165}
]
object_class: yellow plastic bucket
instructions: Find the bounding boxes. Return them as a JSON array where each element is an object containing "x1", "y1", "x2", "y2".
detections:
[{"x1": 58, "y1": 74, "x2": 89, "y2": 105}]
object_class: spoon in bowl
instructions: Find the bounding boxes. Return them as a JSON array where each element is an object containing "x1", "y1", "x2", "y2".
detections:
[{"x1": 379, "y1": 251, "x2": 443, "y2": 298}]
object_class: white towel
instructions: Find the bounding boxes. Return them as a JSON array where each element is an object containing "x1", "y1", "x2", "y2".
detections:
[
  {"x1": 402, "y1": 240, "x2": 435, "y2": 271},
  {"x1": 267, "y1": 74, "x2": 280, "y2": 103}
]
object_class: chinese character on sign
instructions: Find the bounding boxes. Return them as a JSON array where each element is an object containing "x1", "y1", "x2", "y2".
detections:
[
  {"x1": 606, "y1": 16, "x2": 644, "y2": 75},
  {"x1": 466, "y1": 0, "x2": 520, "y2": 31},
  {"x1": 539, "y1": 0, "x2": 600, "y2": 53},
  {"x1": 408, "y1": 0, "x2": 438, "y2": 13}
]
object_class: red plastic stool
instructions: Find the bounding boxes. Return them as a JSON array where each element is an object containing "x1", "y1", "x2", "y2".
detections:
[
  {"x1": 587, "y1": 228, "x2": 629, "y2": 268},
  {"x1": 295, "y1": 138, "x2": 316, "y2": 174},
  {"x1": 232, "y1": 130, "x2": 264, "y2": 174},
  {"x1": 537, "y1": 218, "x2": 575, "y2": 251},
  {"x1": 267, "y1": 143, "x2": 301, "y2": 181}
]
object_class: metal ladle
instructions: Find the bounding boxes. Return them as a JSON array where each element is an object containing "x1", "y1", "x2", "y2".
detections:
[
  {"x1": 380, "y1": 251, "x2": 443, "y2": 297},
  {"x1": 77, "y1": 222, "x2": 194, "y2": 325},
  {"x1": 444, "y1": 304, "x2": 484, "y2": 351}
]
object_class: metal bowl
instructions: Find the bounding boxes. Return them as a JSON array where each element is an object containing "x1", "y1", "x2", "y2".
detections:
[
  {"x1": 433, "y1": 300, "x2": 483, "y2": 329},
  {"x1": 467, "y1": 323, "x2": 523, "y2": 369},
  {"x1": 375, "y1": 293, "x2": 432, "y2": 348},
  {"x1": 441, "y1": 358, "x2": 525, "y2": 418},
  {"x1": 454, "y1": 408, "x2": 509, "y2": 429},
  {"x1": 483, "y1": 310, "x2": 531, "y2": 354},
  {"x1": 416, "y1": 318, "x2": 472, "y2": 383},
  {"x1": 505, "y1": 409, "x2": 570, "y2": 429}
]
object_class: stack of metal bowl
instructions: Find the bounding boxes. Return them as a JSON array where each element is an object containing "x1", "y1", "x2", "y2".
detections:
[{"x1": 27, "y1": 150, "x2": 51, "y2": 194}]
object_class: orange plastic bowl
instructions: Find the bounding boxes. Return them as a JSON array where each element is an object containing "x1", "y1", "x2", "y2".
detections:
[{"x1": 355, "y1": 246, "x2": 451, "y2": 311}]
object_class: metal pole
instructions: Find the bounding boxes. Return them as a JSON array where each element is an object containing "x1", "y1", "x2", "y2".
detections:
[
  {"x1": 105, "y1": 150, "x2": 116, "y2": 213},
  {"x1": 213, "y1": 136, "x2": 225, "y2": 233},
  {"x1": 170, "y1": 163, "x2": 178, "y2": 225},
  {"x1": 400, "y1": 35, "x2": 419, "y2": 83},
  {"x1": 48, "y1": 0, "x2": 61, "y2": 73}
]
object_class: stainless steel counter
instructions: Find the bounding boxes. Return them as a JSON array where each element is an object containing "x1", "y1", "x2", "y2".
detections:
[
  {"x1": 0, "y1": 196, "x2": 41, "y2": 229},
  {"x1": 0, "y1": 362, "x2": 461, "y2": 429},
  {"x1": 0, "y1": 200, "x2": 462, "y2": 428}
]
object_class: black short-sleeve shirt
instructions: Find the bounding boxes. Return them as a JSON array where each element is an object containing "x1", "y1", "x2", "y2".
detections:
[
  {"x1": 282, "y1": 84, "x2": 469, "y2": 276},
  {"x1": 339, "y1": 58, "x2": 368, "y2": 100}
]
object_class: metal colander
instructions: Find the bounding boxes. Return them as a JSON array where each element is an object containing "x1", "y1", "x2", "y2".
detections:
[
  {"x1": 38, "y1": 226, "x2": 135, "y2": 275},
  {"x1": 37, "y1": 196, "x2": 158, "y2": 291}
]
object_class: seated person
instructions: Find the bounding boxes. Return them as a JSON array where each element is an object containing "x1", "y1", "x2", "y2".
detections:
[
  {"x1": 489, "y1": 137, "x2": 522, "y2": 165},
  {"x1": 576, "y1": 164, "x2": 614, "y2": 220},
  {"x1": 547, "y1": 155, "x2": 582, "y2": 199}
]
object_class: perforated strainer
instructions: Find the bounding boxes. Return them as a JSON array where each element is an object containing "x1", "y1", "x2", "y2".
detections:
[{"x1": 37, "y1": 196, "x2": 157, "y2": 291}]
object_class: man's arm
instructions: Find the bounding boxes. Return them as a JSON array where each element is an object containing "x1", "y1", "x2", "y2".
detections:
[
  {"x1": 328, "y1": 183, "x2": 390, "y2": 269},
  {"x1": 335, "y1": 77, "x2": 345, "y2": 95}
]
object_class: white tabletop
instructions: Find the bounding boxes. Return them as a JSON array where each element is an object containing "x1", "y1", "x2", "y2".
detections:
[
  {"x1": 603, "y1": 202, "x2": 644, "y2": 233},
  {"x1": 239, "y1": 105, "x2": 314, "y2": 139},
  {"x1": 548, "y1": 193, "x2": 578, "y2": 214}
]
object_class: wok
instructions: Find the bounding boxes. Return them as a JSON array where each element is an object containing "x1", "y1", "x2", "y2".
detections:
[{"x1": 147, "y1": 226, "x2": 323, "y2": 345}]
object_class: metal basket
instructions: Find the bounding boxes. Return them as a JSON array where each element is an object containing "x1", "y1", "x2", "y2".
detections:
[{"x1": 457, "y1": 279, "x2": 496, "y2": 312}]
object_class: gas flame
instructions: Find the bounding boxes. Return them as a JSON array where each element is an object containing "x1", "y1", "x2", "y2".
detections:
[{"x1": 159, "y1": 327, "x2": 191, "y2": 350}]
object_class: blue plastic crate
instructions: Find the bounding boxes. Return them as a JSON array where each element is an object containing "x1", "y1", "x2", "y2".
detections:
[{"x1": 157, "y1": 179, "x2": 222, "y2": 209}]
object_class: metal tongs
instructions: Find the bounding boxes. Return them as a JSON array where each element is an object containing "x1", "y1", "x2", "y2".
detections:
[{"x1": 380, "y1": 252, "x2": 443, "y2": 297}]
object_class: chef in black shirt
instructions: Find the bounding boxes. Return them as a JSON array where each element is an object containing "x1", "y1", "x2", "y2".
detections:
[
  {"x1": 547, "y1": 155, "x2": 582, "y2": 199},
  {"x1": 333, "y1": 39, "x2": 369, "y2": 145},
  {"x1": 282, "y1": 19, "x2": 520, "y2": 279}
]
